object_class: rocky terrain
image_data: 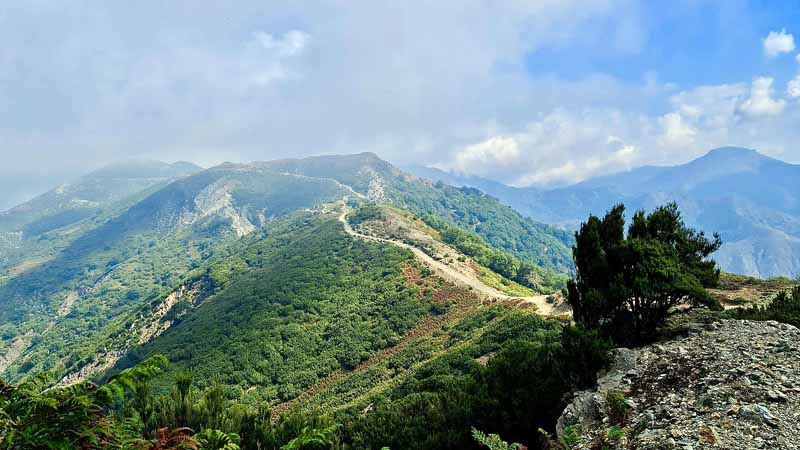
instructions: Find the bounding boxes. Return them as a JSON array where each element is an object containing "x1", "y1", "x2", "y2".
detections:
[{"x1": 557, "y1": 320, "x2": 800, "y2": 450}]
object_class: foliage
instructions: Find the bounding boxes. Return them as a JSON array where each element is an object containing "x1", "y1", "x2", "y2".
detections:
[
  {"x1": 343, "y1": 314, "x2": 611, "y2": 450},
  {"x1": 605, "y1": 425, "x2": 624, "y2": 441},
  {"x1": 603, "y1": 391, "x2": 631, "y2": 426},
  {"x1": 117, "y1": 217, "x2": 431, "y2": 403},
  {"x1": 146, "y1": 427, "x2": 198, "y2": 450},
  {"x1": 280, "y1": 424, "x2": 340, "y2": 450},
  {"x1": 423, "y1": 216, "x2": 567, "y2": 294},
  {"x1": 566, "y1": 203, "x2": 721, "y2": 344},
  {"x1": 471, "y1": 428, "x2": 525, "y2": 450},
  {"x1": 0, "y1": 355, "x2": 166, "y2": 449},
  {"x1": 476, "y1": 267, "x2": 536, "y2": 297},
  {"x1": 730, "y1": 286, "x2": 800, "y2": 326},
  {"x1": 196, "y1": 429, "x2": 241, "y2": 450},
  {"x1": 347, "y1": 204, "x2": 386, "y2": 226},
  {"x1": 559, "y1": 425, "x2": 581, "y2": 450}
]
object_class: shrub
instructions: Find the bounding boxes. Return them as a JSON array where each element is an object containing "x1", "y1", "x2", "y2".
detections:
[
  {"x1": 731, "y1": 286, "x2": 800, "y2": 327},
  {"x1": 471, "y1": 428, "x2": 526, "y2": 450},
  {"x1": 604, "y1": 391, "x2": 631, "y2": 426},
  {"x1": 559, "y1": 425, "x2": 581, "y2": 450}
]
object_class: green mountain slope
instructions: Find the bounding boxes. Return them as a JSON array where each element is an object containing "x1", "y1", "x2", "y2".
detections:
[
  {"x1": 0, "y1": 153, "x2": 572, "y2": 399},
  {"x1": 261, "y1": 152, "x2": 574, "y2": 272},
  {"x1": 0, "y1": 160, "x2": 202, "y2": 234},
  {"x1": 114, "y1": 214, "x2": 435, "y2": 403},
  {"x1": 0, "y1": 160, "x2": 202, "y2": 279},
  {"x1": 0, "y1": 166, "x2": 353, "y2": 380}
]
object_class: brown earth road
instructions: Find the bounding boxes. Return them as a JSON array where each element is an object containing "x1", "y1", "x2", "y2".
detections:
[{"x1": 337, "y1": 210, "x2": 559, "y2": 316}]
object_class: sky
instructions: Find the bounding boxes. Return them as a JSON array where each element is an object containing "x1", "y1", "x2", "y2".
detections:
[{"x1": 1, "y1": 0, "x2": 800, "y2": 208}]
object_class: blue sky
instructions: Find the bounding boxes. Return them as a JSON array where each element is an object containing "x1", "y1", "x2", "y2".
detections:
[
  {"x1": 1, "y1": 0, "x2": 800, "y2": 207},
  {"x1": 525, "y1": 1, "x2": 800, "y2": 85}
]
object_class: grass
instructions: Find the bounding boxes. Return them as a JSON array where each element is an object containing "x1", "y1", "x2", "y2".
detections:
[
  {"x1": 709, "y1": 271, "x2": 797, "y2": 309},
  {"x1": 476, "y1": 267, "x2": 536, "y2": 297}
]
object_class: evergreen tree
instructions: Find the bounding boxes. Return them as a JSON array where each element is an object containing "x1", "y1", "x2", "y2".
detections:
[{"x1": 566, "y1": 203, "x2": 721, "y2": 344}]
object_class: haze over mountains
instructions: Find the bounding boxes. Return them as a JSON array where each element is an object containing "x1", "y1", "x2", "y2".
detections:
[{"x1": 409, "y1": 147, "x2": 800, "y2": 279}]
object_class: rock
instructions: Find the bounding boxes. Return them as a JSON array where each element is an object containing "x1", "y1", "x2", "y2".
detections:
[
  {"x1": 767, "y1": 389, "x2": 788, "y2": 403},
  {"x1": 698, "y1": 425, "x2": 719, "y2": 445},
  {"x1": 555, "y1": 390, "x2": 601, "y2": 437},
  {"x1": 557, "y1": 320, "x2": 800, "y2": 449}
]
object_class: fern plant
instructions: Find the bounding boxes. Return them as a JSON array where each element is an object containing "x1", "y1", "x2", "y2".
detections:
[
  {"x1": 0, "y1": 355, "x2": 167, "y2": 449},
  {"x1": 471, "y1": 427, "x2": 527, "y2": 450},
  {"x1": 280, "y1": 424, "x2": 340, "y2": 450},
  {"x1": 195, "y1": 428, "x2": 240, "y2": 450}
]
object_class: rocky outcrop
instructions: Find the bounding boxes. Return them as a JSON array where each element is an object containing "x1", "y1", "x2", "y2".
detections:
[{"x1": 557, "y1": 320, "x2": 800, "y2": 450}]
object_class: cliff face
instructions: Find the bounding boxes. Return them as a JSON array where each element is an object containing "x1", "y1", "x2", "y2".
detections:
[{"x1": 557, "y1": 320, "x2": 800, "y2": 450}]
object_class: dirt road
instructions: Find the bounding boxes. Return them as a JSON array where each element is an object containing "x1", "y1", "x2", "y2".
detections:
[{"x1": 338, "y1": 210, "x2": 562, "y2": 316}]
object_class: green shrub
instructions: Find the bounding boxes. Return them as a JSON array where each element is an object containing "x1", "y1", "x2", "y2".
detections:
[
  {"x1": 604, "y1": 391, "x2": 631, "y2": 426},
  {"x1": 731, "y1": 286, "x2": 800, "y2": 327},
  {"x1": 560, "y1": 424, "x2": 581, "y2": 449},
  {"x1": 471, "y1": 428, "x2": 524, "y2": 450}
]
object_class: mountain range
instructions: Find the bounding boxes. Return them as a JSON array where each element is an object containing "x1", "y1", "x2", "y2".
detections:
[
  {"x1": 0, "y1": 152, "x2": 571, "y2": 391},
  {"x1": 1, "y1": 149, "x2": 797, "y2": 450},
  {"x1": 408, "y1": 147, "x2": 800, "y2": 279}
]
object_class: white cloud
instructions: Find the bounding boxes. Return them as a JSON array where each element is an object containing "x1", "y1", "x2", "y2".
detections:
[
  {"x1": 254, "y1": 30, "x2": 311, "y2": 57},
  {"x1": 658, "y1": 112, "x2": 696, "y2": 147},
  {"x1": 445, "y1": 74, "x2": 800, "y2": 187},
  {"x1": 444, "y1": 108, "x2": 649, "y2": 186},
  {"x1": 736, "y1": 77, "x2": 786, "y2": 118},
  {"x1": 452, "y1": 136, "x2": 521, "y2": 175},
  {"x1": 788, "y1": 75, "x2": 800, "y2": 99},
  {"x1": 763, "y1": 29, "x2": 795, "y2": 57},
  {"x1": 1, "y1": 0, "x2": 800, "y2": 197}
]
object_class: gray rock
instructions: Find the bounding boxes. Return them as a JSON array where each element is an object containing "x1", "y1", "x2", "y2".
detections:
[{"x1": 557, "y1": 320, "x2": 800, "y2": 449}]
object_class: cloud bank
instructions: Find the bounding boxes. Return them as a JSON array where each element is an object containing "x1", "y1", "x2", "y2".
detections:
[{"x1": 0, "y1": 1, "x2": 799, "y2": 206}]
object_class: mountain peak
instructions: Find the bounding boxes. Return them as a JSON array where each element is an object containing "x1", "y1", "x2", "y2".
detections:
[
  {"x1": 699, "y1": 146, "x2": 763, "y2": 162},
  {"x1": 705, "y1": 146, "x2": 759, "y2": 156},
  {"x1": 682, "y1": 146, "x2": 785, "y2": 176},
  {"x1": 89, "y1": 159, "x2": 202, "y2": 179}
]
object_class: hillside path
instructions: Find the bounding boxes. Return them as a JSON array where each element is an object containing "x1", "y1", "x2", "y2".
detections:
[{"x1": 338, "y1": 211, "x2": 560, "y2": 316}]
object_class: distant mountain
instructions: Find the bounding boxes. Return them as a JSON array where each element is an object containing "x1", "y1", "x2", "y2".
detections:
[
  {"x1": 0, "y1": 160, "x2": 203, "y2": 234},
  {"x1": 407, "y1": 147, "x2": 800, "y2": 279},
  {"x1": 0, "y1": 160, "x2": 203, "y2": 276}
]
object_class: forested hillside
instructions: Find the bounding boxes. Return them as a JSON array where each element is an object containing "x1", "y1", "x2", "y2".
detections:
[
  {"x1": 0, "y1": 161, "x2": 201, "y2": 276},
  {"x1": 262, "y1": 152, "x2": 574, "y2": 272},
  {"x1": 0, "y1": 153, "x2": 586, "y2": 450},
  {"x1": 0, "y1": 153, "x2": 571, "y2": 389},
  {"x1": 115, "y1": 214, "x2": 433, "y2": 403}
]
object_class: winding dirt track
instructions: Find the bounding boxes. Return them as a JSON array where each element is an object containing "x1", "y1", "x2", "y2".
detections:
[{"x1": 338, "y1": 211, "x2": 560, "y2": 316}]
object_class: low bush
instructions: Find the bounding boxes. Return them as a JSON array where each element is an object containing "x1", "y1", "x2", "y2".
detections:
[{"x1": 730, "y1": 286, "x2": 800, "y2": 326}]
